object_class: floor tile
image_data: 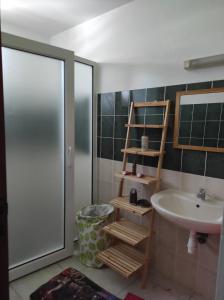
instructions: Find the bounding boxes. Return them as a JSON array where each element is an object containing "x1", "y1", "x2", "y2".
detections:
[
  {"x1": 10, "y1": 287, "x2": 23, "y2": 300},
  {"x1": 11, "y1": 264, "x2": 63, "y2": 300}
]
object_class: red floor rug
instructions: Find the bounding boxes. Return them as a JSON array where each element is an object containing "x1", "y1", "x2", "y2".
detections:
[
  {"x1": 124, "y1": 293, "x2": 144, "y2": 300},
  {"x1": 30, "y1": 267, "x2": 120, "y2": 300}
]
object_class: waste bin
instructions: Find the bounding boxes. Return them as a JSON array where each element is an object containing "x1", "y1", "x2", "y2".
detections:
[{"x1": 76, "y1": 204, "x2": 114, "y2": 268}]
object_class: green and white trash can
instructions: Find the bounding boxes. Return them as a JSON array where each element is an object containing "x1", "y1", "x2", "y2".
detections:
[{"x1": 76, "y1": 204, "x2": 114, "y2": 268}]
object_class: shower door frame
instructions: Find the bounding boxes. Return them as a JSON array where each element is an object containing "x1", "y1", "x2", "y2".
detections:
[
  {"x1": 74, "y1": 56, "x2": 97, "y2": 207},
  {"x1": 2, "y1": 32, "x2": 75, "y2": 281}
]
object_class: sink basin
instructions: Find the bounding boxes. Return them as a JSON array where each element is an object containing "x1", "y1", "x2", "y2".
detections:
[{"x1": 151, "y1": 189, "x2": 223, "y2": 234}]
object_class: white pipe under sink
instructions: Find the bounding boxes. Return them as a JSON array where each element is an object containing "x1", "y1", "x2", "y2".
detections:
[{"x1": 187, "y1": 230, "x2": 197, "y2": 254}]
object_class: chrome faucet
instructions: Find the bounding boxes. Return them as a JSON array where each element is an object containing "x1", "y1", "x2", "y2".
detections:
[{"x1": 197, "y1": 188, "x2": 206, "y2": 201}]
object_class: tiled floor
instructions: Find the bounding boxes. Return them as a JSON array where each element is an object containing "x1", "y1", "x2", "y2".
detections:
[{"x1": 10, "y1": 245, "x2": 205, "y2": 300}]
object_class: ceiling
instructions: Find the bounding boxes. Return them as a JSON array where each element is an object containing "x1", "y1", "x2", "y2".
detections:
[{"x1": 1, "y1": 0, "x2": 133, "y2": 38}]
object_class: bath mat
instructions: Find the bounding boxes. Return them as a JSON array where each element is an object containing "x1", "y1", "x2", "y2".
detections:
[
  {"x1": 124, "y1": 293, "x2": 144, "y2": 300},
  {"x1": 30, "y1": 267, "x2": 120, "y2": 300}
]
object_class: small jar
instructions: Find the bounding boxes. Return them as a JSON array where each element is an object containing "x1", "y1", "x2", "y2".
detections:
[{"x1": 141, "y1": 135, "x2": 149, "y2": 151}]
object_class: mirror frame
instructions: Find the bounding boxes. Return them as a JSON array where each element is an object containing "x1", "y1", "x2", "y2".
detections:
[{"x1": 173, "y1": 87, "x2": 224, "y2": 153}]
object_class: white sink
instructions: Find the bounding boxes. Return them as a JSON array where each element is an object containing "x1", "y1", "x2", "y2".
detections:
[{"x1": 151, "y1": 189, "x2": 223, "y2": 234}]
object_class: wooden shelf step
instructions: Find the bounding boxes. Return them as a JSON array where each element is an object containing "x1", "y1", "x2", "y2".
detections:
[
  {"x1": 103, "y1": 219, "x2": 149, "y2": 246},
  {"x1": 133, "y1": 101, "x2": 168, "y2": 108},
  {"x1": 121, "y1": 147, "x2": 163, "y2": 157},
  {"x1": 96, "y1": 243, "x2": 144, "y2": 278},
  {"x1": 115, "y1": 172, "x2": 157, "y2": 185},
  {"x1": 110, "y1": 197, "x2": 152, "y2": 215},
  {"x1": 125, "y1": 124, "x2": 165, "y2": 128}
]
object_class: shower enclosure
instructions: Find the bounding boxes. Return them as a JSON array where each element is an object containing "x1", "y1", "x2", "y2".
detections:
[
  {"x1": 74, "y1": 59, "x2": 95, "y2": 237},
  {"x1": 2, "y1": 33, "x2": 74, "y2": 280}
]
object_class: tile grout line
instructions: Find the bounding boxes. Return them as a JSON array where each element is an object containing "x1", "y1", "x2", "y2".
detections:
[
  {"x1": 204, "y1": 151, "x2": 208, "y2": 177},
  {"x1": 217, "y1": 102, "x2": 223, "y2": 147},
  {"x1": 202, "y1": 103, "x2": 208, "y2": 147}
]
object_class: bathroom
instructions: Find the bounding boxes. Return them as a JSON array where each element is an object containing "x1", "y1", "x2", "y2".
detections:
[{"x1": 0, "y1": 1, "x2": 224, "y2": 300}]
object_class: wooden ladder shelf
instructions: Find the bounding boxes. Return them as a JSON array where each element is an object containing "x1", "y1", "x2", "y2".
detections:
[{"x1": 96, "y1": 100, "x2": 170, "y2": 288}]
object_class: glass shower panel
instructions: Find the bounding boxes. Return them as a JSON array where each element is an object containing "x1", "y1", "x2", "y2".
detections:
[
  {"x1": 2, "y1": 47, "x2": 65, "y2": 269},
  {"x1": 74, "y1": 62, "x2": 92, "y2": 236}
]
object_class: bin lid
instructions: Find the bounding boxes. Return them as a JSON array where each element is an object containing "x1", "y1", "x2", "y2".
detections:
[{"x1": 79, "y1": 204, "x2": 114, "y2": 219}]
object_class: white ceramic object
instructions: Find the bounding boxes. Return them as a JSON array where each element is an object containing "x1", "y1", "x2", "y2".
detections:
[{"x1": 151, "y1": 189, "x2": 223, "y2": 234}]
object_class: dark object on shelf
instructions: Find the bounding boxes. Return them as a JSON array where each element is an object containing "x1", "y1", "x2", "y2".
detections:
[
  {"x1": 137, "y1": 199, "x2": 151, "y2": 208},
  {"x1": 132, "y1": 161, "x2": 137, "y2": 175},
  {"x1": 129, "y1": 188, "x2": 137, "y2": 205}
]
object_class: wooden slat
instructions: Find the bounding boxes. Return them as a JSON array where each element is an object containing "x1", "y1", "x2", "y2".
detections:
[
  {"x1": 133, "y1": 101, "x2": 168, "y2": 108},
  {"x1": 110, "y1": 197, "x2": 152, "y2": 215},
  {"x1": 96, "y1": 243, "x2": 144, "y2": 278},
  {"x1": 115, "y1": 173, "x2": 157, "y2": 185},
  {"x1": 121, "y1": 147, "x2": 162, "y2": 157},
  {"x1": 103, "y1": 219, "x2": 148, "y2": 246},
  {"x1": 125, "y1": 124, "x2": 165, "y2": 128}
]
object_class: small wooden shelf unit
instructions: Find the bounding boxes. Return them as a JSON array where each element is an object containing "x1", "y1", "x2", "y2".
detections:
[{"x1": 96, "y1": 100, "x2": 170, "y2": 288}]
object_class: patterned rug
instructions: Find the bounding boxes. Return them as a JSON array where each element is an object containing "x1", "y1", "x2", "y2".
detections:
[{"x1": 30, "y1": 267, "x2": 120, "y2": 300}]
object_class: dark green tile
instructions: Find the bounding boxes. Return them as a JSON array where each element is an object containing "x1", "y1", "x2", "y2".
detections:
[
  {"x1": 180, "y1": 105, "x2": 193, "y2": 121},
  {"x1": 205, "y1": 121, "x2": 219, "y2": 139},
  {"x1": 218, "y1": 139, "x2": 224, "y2": 147},
  {"x1": 143, "y1": 141, "x2": 160, "y2": 167},
  {"x1": 97, "y1": 116, "x2": 101, "y2": 137},
  {"x1": 166, "y1": 114, "x2": 174, "y2": 142},
  {"x1": 145, "y1": 106, "x2": 164, "y2": 115},
  {"x1": 115, "y1": 91, "x2": 129, "y2": 115},
  {"x1": 145, "y1": 128, "x2": 162, "y2": 142},
  {"x1": 101, "y1": 93, "x2": 115, "y2": 115},
  {"x1": 203, "y1": 139, "x2": 217, "y2": 147},
  {"x1": 145, "y1": 114, "x2": 164, "y2": 125},
  {"x1": 179, "y1": 121, "x2": 191, "y2": 137},
  {"x1": 213, "y1": 80, "x2": 224, "y2": 88},
  {"x1": 102, "y1": 116, "x2": 114, "y2": 137},
  {"x1": 221, "y1": 104, "x2": 224, "y2": 120},
  {"x1": 101, "y1": 138, "x2": 113, "y2": 159},
  {"x1": 97, "y1": 137, "x2": 101, "y2": 157},
  {"x1": 191, "y1": 121, "x2": 205, "y2": 138},
  {"x1": 143, "y1": 156, "x2": 158, "y2": 168},
  {"x1": 130, "y1": 89, "x2": 146, "y2": 114},
  {"x1": 190, "y1": 138, "x2": 203, "y2": 146},
  {"x1": 206, "y1": 152, "x2": 224, "y2": 179},
  {"x1": 132, "y1": 114, "x2": 144, "y2": 125},
  {"x1": 165, "y1": 84, "x2": 186, "y2": 114},
  {"x1": 163, "y1": 143, "x2": 181, "y2": 171},
  {"x1": 97, "y1": 94, "x2": 101, "y2": 116},
  {"x1": 130, "y1": 127, "x2": 144, "y2": 140},
  {"x1": 182, "y1": 150, "x2": 205, "y2": 175},
  {"x1": 193, "y1": 104, "x2": 207, "y2": 121},
  {"x1": 206, "y1": 103, "x2": 222, "y2": 120},
  {"x1": 127, "y1": 140, "x2": 143, "y2": 164},
  {"x1": 219, "y1": 121, "x2": 224, "y2": 139},
  {"x1": 114, "y1": 138, "x2": 125, "y2": 161},
  {"x1": 178, "y1": 137, "x2": 190, "y2": 145},
  {"x1": 114, "y1": 116, "x2": 128, "y2": 138},
  {"x1": 187, "y1": 81, "x2": 212, "y2": 90},
  {"x1": 146, "y1": 87, "x2": 165, "y2": 101}
]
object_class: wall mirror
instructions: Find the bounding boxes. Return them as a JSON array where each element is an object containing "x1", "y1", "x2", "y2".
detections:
[{"x1": 174, "y1": 87, "x2": 224, "y2": 153}]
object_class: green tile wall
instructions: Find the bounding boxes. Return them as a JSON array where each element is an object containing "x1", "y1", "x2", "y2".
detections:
[{"x1": 97, "y1": 80, "x2": 224, "y2": 179}]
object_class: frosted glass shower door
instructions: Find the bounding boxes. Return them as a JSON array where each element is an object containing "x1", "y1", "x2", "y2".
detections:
[
  {"x1": 74, "y1": 62, "x2": 93, "y2": 237},
  {"x1": 2, "y1": 47, "x2": 65, "y2": 270}
]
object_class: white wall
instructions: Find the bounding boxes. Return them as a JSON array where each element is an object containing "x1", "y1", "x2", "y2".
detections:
[
  {"x1": 2, "y1": 22, "x2": 50, "y2": 44},
  {"x1": 51, "y1": 0, "x2": 224, "y2": 93}
]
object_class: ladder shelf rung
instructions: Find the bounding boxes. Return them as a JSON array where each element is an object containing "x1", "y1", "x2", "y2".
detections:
[
  {"x1": 96, "y1": 243, "x2": 144, "y2": 278},
  {"x1": 121, "y1": 147, "x2": 163, "y2": 157},
  {"x1": 125, "y1": 124, "x2": 165, "y2": 128},
  {"x1": 103, "y1": 219, "x2": 149, "y2": 246},
  {"x1": 115, "y1": 172, "x2": 157, "y2": 185},
  {"x1": 133, "y1": 101, "x2": 169, "y2": 108},
  {"x1": 110, "y1": 197, "x2": 153, "y2": 215}
]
